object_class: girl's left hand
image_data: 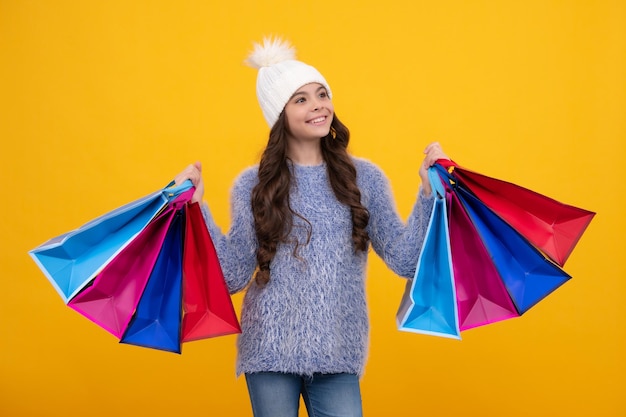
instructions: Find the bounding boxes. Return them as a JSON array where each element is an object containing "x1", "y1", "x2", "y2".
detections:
[{"x1": 419, "y1": 142, "x2": 450, "y2": 197}]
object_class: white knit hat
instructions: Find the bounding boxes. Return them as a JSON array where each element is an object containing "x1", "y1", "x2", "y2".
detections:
[{"x1": 245, "y1": 37, "x2": 332, "y2": 127}]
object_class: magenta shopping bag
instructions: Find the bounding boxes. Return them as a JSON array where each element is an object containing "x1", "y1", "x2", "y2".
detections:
[{"x1": 447, "y1": 190, "x2": 519, "y2": 330}]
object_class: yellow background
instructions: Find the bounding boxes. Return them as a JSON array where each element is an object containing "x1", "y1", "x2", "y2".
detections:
[{"x1": 1, "y1": 1, "x2": 624, "y2": 416}]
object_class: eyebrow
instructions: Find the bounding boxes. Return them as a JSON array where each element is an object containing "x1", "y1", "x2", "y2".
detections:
[{"x1": 291, "y1": 85, "x2": 327, "y2": 98}]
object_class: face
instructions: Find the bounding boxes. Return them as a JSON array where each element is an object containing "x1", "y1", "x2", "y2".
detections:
[{"x1": 283, "y1": 83, "x2": 334, "y2": 142}]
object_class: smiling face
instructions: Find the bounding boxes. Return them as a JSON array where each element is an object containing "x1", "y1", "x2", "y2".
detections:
[{"x1": 283, "y1": 83, "x2": 334, "y2": 143}]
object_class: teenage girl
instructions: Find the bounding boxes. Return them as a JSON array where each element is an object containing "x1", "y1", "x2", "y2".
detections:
[{"x1": 175, "y1": 37, "x2": 449, "y2": 417}]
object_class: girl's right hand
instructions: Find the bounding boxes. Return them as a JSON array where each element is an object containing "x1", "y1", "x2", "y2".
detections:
[{"x1": 174, "y1": 161, "x2": 204, "y2": 204}]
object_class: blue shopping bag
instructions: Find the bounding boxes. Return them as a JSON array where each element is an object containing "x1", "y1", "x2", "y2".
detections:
[
  {"x1": 454, "y1": 183, "x2": 571, "y2": 314},
  {"x1": 120, "y1": 208, "x2": 185, "y2": 353},
  {"x1": 396, "y1": 168, "x2": 461, "y2": 339},
  {"x1": 29, "y1": 180, "x2": 193, "y2": 303}
]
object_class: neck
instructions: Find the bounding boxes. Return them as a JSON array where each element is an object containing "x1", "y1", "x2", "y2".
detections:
[{"x1": 286, "y1": 138, "x2": 323, "y2": 166}]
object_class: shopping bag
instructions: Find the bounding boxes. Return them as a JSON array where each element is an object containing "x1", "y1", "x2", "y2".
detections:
[
  {"x1": 454, "y1": 182, "x2": 571, "y2": 314},
  {"x1": 437, "y1": 160, "x2": 595, "y2": 266},
  {"x1": 68, "y1": 189, "x2": 194, "y2": 338},
  {"x1": 447, "y1": 190, "x2": 519, "y2": 330},
  {"x1": 29, "y1": 180, "x2": 193, "y2": 303},
  {"x1": 398, "y1": 160, "x2": 592, "y2": 339},
  {"x1": 181, "y1": 202, "x2": 241, "y2": 342},
  {"x1": 120, "y1": 208, "x2": 185, "y2": 353},
  {"x1": 396, "y1": 169, "x2": 460, "y2": 339}
]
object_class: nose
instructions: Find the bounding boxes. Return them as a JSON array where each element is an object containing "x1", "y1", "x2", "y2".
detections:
[{"x1": 311, "y1": 98, "x2": 322, "y2": 111}]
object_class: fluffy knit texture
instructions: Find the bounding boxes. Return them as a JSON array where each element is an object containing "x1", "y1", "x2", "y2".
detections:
[
  {"x1": 245, "y1": 37, "x2": 332, "y2": 127},
  {"x1": 201, "y1": 158, "x2": 434, "y2": 377}
]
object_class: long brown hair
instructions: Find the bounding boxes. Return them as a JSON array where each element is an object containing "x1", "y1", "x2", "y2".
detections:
[{"x1": 251, "y1": 112, "x2": 370, "y2": 286}]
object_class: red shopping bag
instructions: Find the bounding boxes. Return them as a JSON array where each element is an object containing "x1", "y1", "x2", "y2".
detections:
[
  {"x1": 181, "y1": 202, "x2": 241, "y2": 342},
  {"x1": 437, "y1": 160, "x2": 595, "y2": 266}
]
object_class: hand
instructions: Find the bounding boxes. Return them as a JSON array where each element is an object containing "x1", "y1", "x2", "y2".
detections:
[
  {"x1": 419, "y1": 142, "x2": 450, "y2": 197},
  {"x1": 174, "y1": 161, "x2": 205, "y2": 204}
]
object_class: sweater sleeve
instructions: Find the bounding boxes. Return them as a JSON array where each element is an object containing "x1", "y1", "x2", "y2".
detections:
[
  {"x1": 358, "y1": 160, "x2": 435, "y2": 279},
  {"x1": 200, "y1": 168, "x2": 258, "y2": 294}
]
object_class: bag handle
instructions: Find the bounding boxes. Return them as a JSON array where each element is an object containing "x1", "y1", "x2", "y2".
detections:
[
  {"x1": 431, "y1": 159, "x2": 460, "y2": 192},
  {"x1": 436, "y1": 158, "x2": 458, "y2": 169},
  {"x1": 432, "y1": 162, "x2": 459, "y2": 192},
  {"x1": 427, "y1": 166, "x2": 446, "y2": 198},
  {"x1": 164, "y1": 180, "x2": 194, "y2": 201}
]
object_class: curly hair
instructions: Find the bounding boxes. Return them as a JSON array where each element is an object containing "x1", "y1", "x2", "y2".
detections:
[{"x1": 251, "y1": 112, "x2": 370, "y2": 286}]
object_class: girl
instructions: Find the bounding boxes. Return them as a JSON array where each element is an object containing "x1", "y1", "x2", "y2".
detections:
[{"x1": 175, "y1": 37, "x2": 449, "y2": 417}]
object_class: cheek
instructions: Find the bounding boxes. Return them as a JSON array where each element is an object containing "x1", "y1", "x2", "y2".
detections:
[{"x1": 285, "y1": 105, "x2": 305, "y2": 121}]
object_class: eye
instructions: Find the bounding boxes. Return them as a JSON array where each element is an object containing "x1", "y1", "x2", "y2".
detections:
[
  {"x1": 319, "y1": 91, "x2": 328, "y2": 99},
  {"x1": 294, "y1": 97, "x2": 306, "y2": 104}
]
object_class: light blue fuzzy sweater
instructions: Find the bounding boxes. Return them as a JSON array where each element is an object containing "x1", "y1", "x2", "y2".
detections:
[{"x1": 201, "y1": 157, "x2": 434, "y2": 377}]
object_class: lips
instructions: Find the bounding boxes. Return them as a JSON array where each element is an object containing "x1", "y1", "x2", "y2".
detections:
[{"x1": 307, "y1": 116, "x2": 326, "y2": 125}]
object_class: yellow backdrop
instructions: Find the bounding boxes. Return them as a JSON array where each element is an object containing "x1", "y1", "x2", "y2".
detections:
[{"x1": 1, "y1": 1, "x2": 624, "y2": 416}]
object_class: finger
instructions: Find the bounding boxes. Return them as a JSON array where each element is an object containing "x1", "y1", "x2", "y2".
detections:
[
  {"x1": 427, "y1": 145, "x2": 449, "y2": 162},
  {"x1": 174, "y1": 164, "x2": 200, "y2": 186},
  {"x1": 173, "y1": 173, "x2": 187, "y2": 186},
  {"x1": 423, "y1": 141, "x2": 440, "y2": 153},
  {"x1": 425, "y1": 151, "x2": 440, "y2": 167}
]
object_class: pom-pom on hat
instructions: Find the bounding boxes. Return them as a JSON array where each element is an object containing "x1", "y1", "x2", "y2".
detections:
[{"x1": 245, "y1": 37, "x2": 332, "y2": 127}]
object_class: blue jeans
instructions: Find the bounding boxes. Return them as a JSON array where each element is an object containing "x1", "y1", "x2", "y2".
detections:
[{"x1": 245, "y1": 372, "x2": 363, "y2": 417}]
